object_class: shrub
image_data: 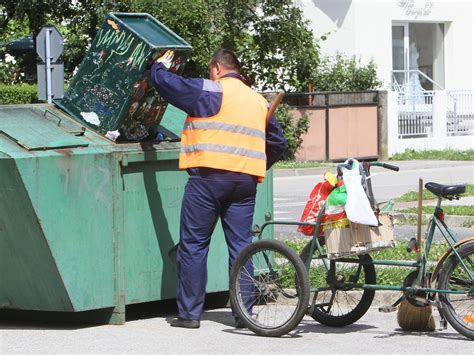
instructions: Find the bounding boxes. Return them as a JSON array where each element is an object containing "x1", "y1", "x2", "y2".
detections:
[
  {"x1": 0, "y1": 84, "x2": 41, "y2": 104},
  {"x1": 276, "y1": 103, "x2": 309, "y2": 160},
  {"x1": 314, "y1": 53, "x2": 382, "y2": 92}
]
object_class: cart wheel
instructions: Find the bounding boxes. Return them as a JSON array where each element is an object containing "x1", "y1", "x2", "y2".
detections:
[
  {"x1": 300, "y1": 241, "x2": 376, "y2": 327},
  {"x1": 437, "y1": 242, "x2": 474, "y2": 340},
  {"x1": 230, "y1": 239, "x2": 310, "y2": 337}
]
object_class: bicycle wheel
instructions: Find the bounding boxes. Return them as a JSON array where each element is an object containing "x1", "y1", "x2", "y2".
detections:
[
  {"x1": 437, "y1": 242, "x2": 474, "y2": 340},
  {"x1": 300, "y1": 241, "x2": 376, "y2": 327},
  {"x1": 229, "y1": 239, "x2": 310, "y2": 337}
]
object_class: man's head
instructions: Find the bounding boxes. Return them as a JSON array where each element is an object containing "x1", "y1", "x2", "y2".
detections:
[{"x1": 209, "y1": 49, "x2": 241, "y2": 80}]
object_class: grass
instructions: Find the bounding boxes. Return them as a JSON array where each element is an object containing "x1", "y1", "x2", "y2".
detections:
[
  {"x1": 274, "y1": 160, "x2": 333, "y2": 169},
  {"x1": 275, "y1": 148, "x2": 473, "y2": 169},
  {"x1": 284, "y1": 239, "x2": 447, "y2": 262},
  {"x1": 283, "y1": 239, "x2": 449, "y2": 286},
  {"x1": 398, "y1": 205, "x2": 474, "y2": 216},
  {"x1": 390, "y1": 148, "x2": 474, "y2": 161},
  {"x1": 394, "y1": 184, "x2": 474, "y2": 202},
  {"x1": 463, "y1": 220, "x2": 474, "y2": 228},
  {"x1": 394, "y1": 215, "x2": 429, "y2": 226}
]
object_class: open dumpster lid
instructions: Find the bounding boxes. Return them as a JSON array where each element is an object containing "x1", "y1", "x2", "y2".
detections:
[
  {"x1": 112, "y1": 13, "x2": 191, "y2": 49},
  {"x1": 53, "y1": 12, "x2": 192, "y2": 139},
  {"x1": 0, "y1": 106, "x2": 89, "y2": 151}
]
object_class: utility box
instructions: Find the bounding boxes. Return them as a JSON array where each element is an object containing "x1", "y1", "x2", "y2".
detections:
[
  {"x1": 0, "y1": 13, "x2": 274, "y2": 325},
  {"x1": 55, "y1": 12, "x2": 193, "y2": 140}
]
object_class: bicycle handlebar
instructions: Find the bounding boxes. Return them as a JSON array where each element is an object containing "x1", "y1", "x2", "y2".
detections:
[
  {"x1": 375, "y1": 162, "x2": 400, "y2": 172},
  {"x1": 336, "y1": 161, "x2": 400, "y2": 172}
]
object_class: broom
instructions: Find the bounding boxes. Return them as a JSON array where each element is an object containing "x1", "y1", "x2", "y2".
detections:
[{"x1": 397, "y1": 177, "x2": 436, "y2": 332}]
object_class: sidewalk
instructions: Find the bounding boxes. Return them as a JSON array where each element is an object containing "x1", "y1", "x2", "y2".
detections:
[
  {"x1": 392, "y1": 196, "x2": 474, "y2": 228},
  {"x1": 273, "y1": 160, "x2": 473, "y2": 178},
  {"x1": 1, "y1": 303, "x2": 470, "y2": 353}
]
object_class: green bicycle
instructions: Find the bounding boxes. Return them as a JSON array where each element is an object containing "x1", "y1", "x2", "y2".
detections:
[{"x1": 229, "y1": 161, "x2": 473, "y2": 339}]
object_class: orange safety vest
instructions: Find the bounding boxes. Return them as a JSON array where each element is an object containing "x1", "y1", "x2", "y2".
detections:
[{"x1": 179, "y1": 76, "x2": 267, "y2": 178}]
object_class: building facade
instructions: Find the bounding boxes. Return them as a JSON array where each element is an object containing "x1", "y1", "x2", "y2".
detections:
[
  {"x1": 300, "y1": 0, "x2": 474, "y2": 91},
  {"x1": 298, "y1": 0, "x2": 473, "y2": 156}
]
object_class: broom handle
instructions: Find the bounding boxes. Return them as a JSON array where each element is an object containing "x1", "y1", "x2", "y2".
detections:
[
  {"x1": 266, "y1": 92, "x2": 285, "y2": 126},
  {"x1": 416, "y1": 178, "x2": 423, "y2": 262}
]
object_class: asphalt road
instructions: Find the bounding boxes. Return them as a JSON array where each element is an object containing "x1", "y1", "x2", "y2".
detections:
[
  {"x1": 273, "y1": 160, "x2": 474, "y2": 241},
  {"x1": 1, "y1": 302, "x2": 471, "y2": 354}
]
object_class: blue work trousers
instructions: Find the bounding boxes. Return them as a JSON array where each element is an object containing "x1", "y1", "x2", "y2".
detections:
[{"x1": 176, "y1": 172, "x2": 257, "y2": 320}]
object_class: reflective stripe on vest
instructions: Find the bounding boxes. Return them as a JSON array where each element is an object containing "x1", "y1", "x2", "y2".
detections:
[{"x1": 179, "y1": 77, "x2": 267, "y2": 178}]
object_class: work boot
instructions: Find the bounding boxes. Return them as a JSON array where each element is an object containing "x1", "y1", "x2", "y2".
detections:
[
  {"x1": 170, "y1": 317, "x2": 200, "y2": 329},
  {"x1": 234, "y1": 317, "x2": 246, "y2": 329}
]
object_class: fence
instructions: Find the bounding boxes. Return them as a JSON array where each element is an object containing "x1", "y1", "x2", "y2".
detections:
[
  {"x1": 447, "y1": 91, "x2": 474, "y2": 136},
  {"x1": 387, "y1": 90, "x2": 474, "y2": 156},
  {"x1": 397, "y1": 91, "x2": 434, "y2": 138},
  {"x1": 265, "y1": 91, "x2": 382, "y2": 161}
]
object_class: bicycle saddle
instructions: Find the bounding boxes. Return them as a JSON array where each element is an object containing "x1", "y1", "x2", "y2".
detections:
[{"x1": 425, "y1": 182, "x2": 465, "y2": 198}]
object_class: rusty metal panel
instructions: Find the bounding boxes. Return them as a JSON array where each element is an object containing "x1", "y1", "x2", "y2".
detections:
[
  {"x1": 328, "y1": 106, "x2": 378, "y2": 161},
  {"x1": 294, "y1": 108, "x2": 326, "y2": 161}
]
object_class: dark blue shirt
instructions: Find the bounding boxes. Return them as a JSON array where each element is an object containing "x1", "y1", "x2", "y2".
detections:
[{"x1": 150, "y1": 63, "x2": 287, "y2": 172}]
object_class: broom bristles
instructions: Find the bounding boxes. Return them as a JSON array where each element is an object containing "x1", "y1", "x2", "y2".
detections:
[{"x1": 397, "y1": 300, "x2": 436, "y2": 331}]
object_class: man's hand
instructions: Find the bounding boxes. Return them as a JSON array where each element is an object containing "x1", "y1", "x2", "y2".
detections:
[{"x1": 156, "y1": 49, "x2": 175, "y2": 70}]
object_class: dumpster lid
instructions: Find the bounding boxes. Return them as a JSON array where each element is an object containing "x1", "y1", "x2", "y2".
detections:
[
  {"x1": 0, "y1": 106, "x2": 89, "y2": 150},
  {"x1": 52, "y1": 12, "x2": 192, "y2": 138},
  {"x1": 112, "y1": 13, "x2": 191, "y2": 49}
]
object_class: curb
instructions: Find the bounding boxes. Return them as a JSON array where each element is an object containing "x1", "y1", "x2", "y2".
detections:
[
  {"x1": 273, "y1": 160, "x2": 473, "y2": 178},
  {"x1": 274, "y1": 167, "x2": 329, "y2": 177},
  {"x1": 393, "y1": 213, "x2": 473, "y2": 228}
]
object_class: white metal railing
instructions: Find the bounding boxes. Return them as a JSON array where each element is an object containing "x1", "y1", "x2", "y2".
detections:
[
  {"x1": 391, "y1": 70, "x2": 444, "y2": 91},
  {"x1": 447, "y1": 91, "x2": 474, "y2": 136},
  {"x1": 397, "y1": 91, "x2": 434, "y2": 138},
  {"x1": 388, "y1": 91, "x2": 474, "y2": 156}
]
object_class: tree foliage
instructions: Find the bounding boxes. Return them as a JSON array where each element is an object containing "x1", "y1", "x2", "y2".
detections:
[
  {"x1": 275, "y1": 103, "x2": 309, "y2": 160},
  {"x1": 314, "y1": 53, "x2": 382, "y2": 92},
  {"x1": 0, "y1": 0, "x2": 320, "y2": 90}
]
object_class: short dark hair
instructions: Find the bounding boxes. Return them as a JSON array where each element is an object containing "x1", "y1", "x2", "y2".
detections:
[{"x1": 209, "y1": 49, "x2": 241, "y2": 73}]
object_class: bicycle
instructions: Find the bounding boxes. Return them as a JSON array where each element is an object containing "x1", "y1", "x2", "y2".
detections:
[{"x1": 229, "y1": 161, "x2": 473, "y2": 339}]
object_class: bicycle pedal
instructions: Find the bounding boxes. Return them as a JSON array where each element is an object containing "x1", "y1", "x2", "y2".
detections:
[{"x1": 378, "y1": 305, "x2": 398, "y2": 313}]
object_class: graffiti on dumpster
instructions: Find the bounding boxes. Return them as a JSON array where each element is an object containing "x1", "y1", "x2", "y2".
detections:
[
  {"x1": 95, "y1": 26, "x2": 149, "y2": 69},
  {"x1": 60, "y1": 18, "x2": 154, "y2": 133},
  {"x1": 58, "y1": 14, "x2": 191, "y2": 137}
]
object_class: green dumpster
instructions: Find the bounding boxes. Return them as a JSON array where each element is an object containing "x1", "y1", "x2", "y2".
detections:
[{"x1": 0, "y1": 13, "x2": 274, "y2": 325}]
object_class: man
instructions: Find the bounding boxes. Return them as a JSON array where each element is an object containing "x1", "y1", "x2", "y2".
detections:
[{"x1": 149, "y1": 49, "x2": 287, "y2": 329}]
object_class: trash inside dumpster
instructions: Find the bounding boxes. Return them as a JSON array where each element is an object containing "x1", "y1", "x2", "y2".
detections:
[{"x1": 0, "y1": 13, "x2": 274, "y2": 324}]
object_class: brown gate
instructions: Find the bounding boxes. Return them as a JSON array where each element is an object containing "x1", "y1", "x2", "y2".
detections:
[{"x1": 284, "y1": 91, "x2": 381, "y2": 161}]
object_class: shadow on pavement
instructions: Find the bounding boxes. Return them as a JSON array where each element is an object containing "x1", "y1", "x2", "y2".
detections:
[
  {"x1": 297, "y1": 320, "x2": 377, "y2": 334},
  {"x1": 0, "y1": 291, "x2": 231, "y2": 330},
  {"x1": 372, "y1": 327, "x2": 470, "y2": 341}
]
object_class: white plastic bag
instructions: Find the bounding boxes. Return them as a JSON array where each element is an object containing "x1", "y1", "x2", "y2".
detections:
[{"x1": 342, "y1": 161, "x2": 378, "y2": 226}]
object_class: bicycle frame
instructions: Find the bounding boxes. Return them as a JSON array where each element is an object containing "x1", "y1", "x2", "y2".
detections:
[{"x1": 257, "y1": 173, "x2": 474, "y2": 299}]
